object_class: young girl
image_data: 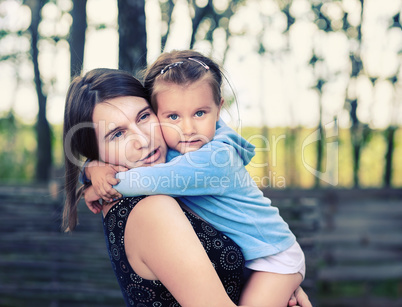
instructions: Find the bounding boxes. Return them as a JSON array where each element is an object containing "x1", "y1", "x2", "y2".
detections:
[{"x1": 84, "y1": 50, "x2": 306, "y2": 307}]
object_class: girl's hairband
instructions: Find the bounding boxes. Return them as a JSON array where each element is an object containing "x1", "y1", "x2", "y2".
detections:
[
  {"x1": 160, "y1": 58, "x2": 210, "y2": 75},
  {"x1": 188, "y1": 57, "x2": 209, "y2": 70},
  {"x1": 160, "y1": 61, "x2": 183, "y2": 75}
]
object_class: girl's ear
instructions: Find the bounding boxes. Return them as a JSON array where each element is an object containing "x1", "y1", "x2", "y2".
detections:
[{"x1": 216, "y1": 98, "x2": 224, "y2": 120}]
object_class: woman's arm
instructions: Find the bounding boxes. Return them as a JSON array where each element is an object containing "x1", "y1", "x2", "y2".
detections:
[{"x1": 124, "y1": 195, "x2": 244, "y2": 307}]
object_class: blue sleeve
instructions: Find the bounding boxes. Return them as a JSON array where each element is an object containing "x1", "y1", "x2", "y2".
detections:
[{"x1": 114, "y1": 141, "x2": 234, "y2": 197}]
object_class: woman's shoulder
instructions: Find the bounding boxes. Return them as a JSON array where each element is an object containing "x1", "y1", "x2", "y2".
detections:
[
  {"x1": 104, "y1": 195, "x2": 178, "y2": 223},
  {"x1": 127, "y1": 195, "x2": 184, "y2": 226},
  {"x1": 138, "y1": 194, "x2": 176, "y2": 205}
]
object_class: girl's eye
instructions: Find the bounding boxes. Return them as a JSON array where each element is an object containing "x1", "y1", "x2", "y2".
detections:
[
  {"x1": 111, "y1": 131, "x2": 123, "y2": 140},
  {"x1": 169, "y1": 114, "x2": 179, "y2": 120},
  {"x1": 195, "y1": 111, "x2": 205, "y2": 117}
]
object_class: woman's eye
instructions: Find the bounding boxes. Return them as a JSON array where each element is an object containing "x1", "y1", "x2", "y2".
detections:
[
  {"x1": 168, "y1": 114, "x2": 179, "y2": 120},
  {"x1": 111, "y1": 131, "x2": 123, "y2": 140},
  {"x1": 195, "y1": 111, "x2": 205, "y2": 117},
  {"x1": 139, "y1": 113, "x2": 150, "y2": 121}
]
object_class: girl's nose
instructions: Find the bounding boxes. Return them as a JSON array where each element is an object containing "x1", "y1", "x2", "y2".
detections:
[{"x1": 182, "y1": 118, "x2": 196, "y2": 136}]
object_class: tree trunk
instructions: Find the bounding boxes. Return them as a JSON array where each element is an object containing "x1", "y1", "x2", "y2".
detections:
[
  {"x1": 69, "y1": 0, "x2": 87, "y2": 78},
  {"x1": 352, "y1": 0, "x2": 365, "y2": 188},
  {"x1": 28, "y1": 0, "x2": 52, "y2": 183},
  {"x1": 349, "y1": 98, "x2": 360, "y2": 187},
  {"x1": 384, "y1": 126, "x2": 396, "y2": 187},
  {"x1": 286, "y1": 128, "x2": 297, "y2": 187},
  {"x1": 160, "y1": 0, "x2": 174, "y2": 51},
  {"x1": 117, "y1": 0, "x2": 147, "y2": 78},
  {"x1": 189, "y1": 1, "x2": 211, "y2": 49},
  {"x1": 352, "y1": 134, "x2": 361, "y2": 187},
  {"x1": 315, "y1": 103, "x2": 323, "y2": 188}
]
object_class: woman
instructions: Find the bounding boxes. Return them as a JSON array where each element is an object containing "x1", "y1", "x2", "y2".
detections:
[{"x1": 63, "y1": 68, "x2": 311, "y2": 307}]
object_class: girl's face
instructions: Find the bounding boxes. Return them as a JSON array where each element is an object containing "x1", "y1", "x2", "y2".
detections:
[
  {"x1": 93, "y1": 96, "x2": 167, "y2": 169},
  {"x1": 155, "y1": 79, "x2": 223, "y2": 154}
]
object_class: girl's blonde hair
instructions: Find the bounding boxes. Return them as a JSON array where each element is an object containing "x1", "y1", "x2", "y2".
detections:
[{"x1": 143, "y1": 50, "x2": 223, "y2": 113}]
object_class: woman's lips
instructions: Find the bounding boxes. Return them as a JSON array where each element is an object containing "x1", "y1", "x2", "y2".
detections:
[{"x1": 141, "y1": 147, "x2": 161, "y2": 164}]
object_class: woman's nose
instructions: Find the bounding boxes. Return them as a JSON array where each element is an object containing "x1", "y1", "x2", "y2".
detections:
[{"x1": 127, "y1": 129, "x2": 150, "y2": 150}]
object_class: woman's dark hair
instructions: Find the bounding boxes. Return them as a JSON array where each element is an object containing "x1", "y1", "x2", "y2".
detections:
[
  {"x1": 143, "y1": 50, "x2": 223, "y2": 113},
  {"x1": 62, "y1": 68, "x2": 148, "y2": 232}
]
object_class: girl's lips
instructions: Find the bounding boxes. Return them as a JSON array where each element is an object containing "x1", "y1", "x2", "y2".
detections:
[{"x1": 180, "y1": 140, "x2": 202, "y2": 145}]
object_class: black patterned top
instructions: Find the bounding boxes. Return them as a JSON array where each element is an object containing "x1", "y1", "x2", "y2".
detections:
[{"x1": 103, "y1": 196, "x2": 245, "y2": 306}]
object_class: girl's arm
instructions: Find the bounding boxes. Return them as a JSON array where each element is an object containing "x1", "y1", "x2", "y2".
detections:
[
  {"x1": 83, "y1": 185, "x2": 103, "y2": 214},
  {"x1": 124, "y1": 195, "x2": 245, "y2": 307},
  {"x1": 288, "y1": 287, "x2": 312, "y2": 307},
  {"x1": 84, "y1": 161, "x2": 128, "y2": 202},
  {"x1": 115, "y1": 143, "x2": 234, "y2": 197}
]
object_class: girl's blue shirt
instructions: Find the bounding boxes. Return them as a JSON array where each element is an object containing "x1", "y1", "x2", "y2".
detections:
[{"x1": 115, "y1": 119, "x2": 295, "y2": 260}]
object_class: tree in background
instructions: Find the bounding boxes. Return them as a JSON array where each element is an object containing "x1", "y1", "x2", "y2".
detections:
[
  {"x1": 69, "y1": 0, "x2": 87, "y2": 78},
  {"x1": 0, "y1": 0, "x2": 400, "y2": 187},
  {"x1": 158, "y1": 0, "x2": 244, "y2": 58},
  {"x1": 160, "y1": 0, "x2": 174, "y2": 52},
  {"x1": 25, "y1": 0, "x2": 74, "y2": 182},
  {"x1": 383, "y1": 12, "x2": 401, "y2": 187},
  {"x1": 256, "y1": 36, "x2": 270, "y2": 181},
  {"x1": 282, "y1": 2, "x2": 298, "y2": 187},
  {"x1": 188, "y1": 0, "x2": 244, "y2": 55},
  {"x1": 309, "y1": 2, "x2": 332, "y2": 188},
  {"x1": 25, "y1": 0, "x2": 52, "y2": 182},
  {"x1": 117, "y1": 0, "x2": 147, "y2": 77},
  {"x1": 343, "y1": 0, "x2": 372, "y2": 188}
]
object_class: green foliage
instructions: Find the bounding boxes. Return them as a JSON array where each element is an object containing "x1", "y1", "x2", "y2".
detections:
[
  {"x1": 0, "y1": 113, "x2": 36, "y2": 182},
  {"x1": 2, "y1": 122, "x2": 400, "y2": 187},
  {"x1": 318, "y1": 279, "x2": 401, "y2": 299},
  {"x1": 0, "y1": 114, "x2": 63, "y2": 183},
  {"x1": 242, "y1": 126, "x2": 402, "y2": 189}
]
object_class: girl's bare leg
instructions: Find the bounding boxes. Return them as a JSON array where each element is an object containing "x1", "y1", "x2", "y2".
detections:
[{"x1": 239, "y1": 271, "x2": 303, "y2": 307}]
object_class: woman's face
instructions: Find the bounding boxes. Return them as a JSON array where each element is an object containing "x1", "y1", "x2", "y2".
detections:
[{"x1": 93, "y1": 96, "x2": 167, "y2": 169}]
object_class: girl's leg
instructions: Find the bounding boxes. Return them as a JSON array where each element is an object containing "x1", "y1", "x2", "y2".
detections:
[{"x1": 239, "y1": 271, "x2": 303, "y2": 307}]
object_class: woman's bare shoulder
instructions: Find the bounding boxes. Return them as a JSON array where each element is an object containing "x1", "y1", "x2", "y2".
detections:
[
  {"x1": 134, "y1": 195, "x2": 181, "y2": 216},
  {"x1": 138, "y1": 194, "x2": 177, "y2": 205},
  {"x1": 127, "y1": 195, "x2": 184, "y2": 232}
]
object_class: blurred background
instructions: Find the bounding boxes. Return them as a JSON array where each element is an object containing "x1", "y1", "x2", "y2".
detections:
[{"x1": 0, "y1": 0, "x2": 401, "y2": 306}]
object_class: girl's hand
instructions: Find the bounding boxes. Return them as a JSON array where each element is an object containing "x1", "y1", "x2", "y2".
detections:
[
  {"x1": 84, "y1": 185, "x2": 103, "y2": 214},
  {"x1": 288, "y1": 286, "x2": 312, "y2": 307},
  {"x1": 86, "y1": 161, "x2": 127, "y2": 202}
]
